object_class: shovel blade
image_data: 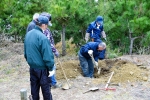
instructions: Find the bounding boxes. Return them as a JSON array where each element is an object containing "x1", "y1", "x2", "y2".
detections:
[
  {"x1": 97, "y1": 68, "x2": 101, "y2": 75},
  {"x1": 62, "y1": 83, "x2": 71, "y2": 90}
]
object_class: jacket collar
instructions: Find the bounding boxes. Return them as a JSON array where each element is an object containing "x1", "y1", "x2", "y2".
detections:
[{"x1": 35, "y1": 26, "x2": 43, "y2": 33}]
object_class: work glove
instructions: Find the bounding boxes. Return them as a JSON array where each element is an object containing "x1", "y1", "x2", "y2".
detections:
[
  {"x1": 104, "y1": 38, "x2": 107, "y2": 41},
  {"x1": 48, "y1": 70, "x2": 55, "y2": 77},
  {"x1": 101, "y1": 31, "x2": 107, "y2": 41},
  {"x1": 88, "y1": 50, "x2": 93, "y2": 56},
  {"x1": 54, "y1": 50, "x2": 59, "y2": 57},
  {"x1": 85, "y1": 33, "x2": 90, "y2": 43},
  {"x1": 95, "y1": 61, "x2": 98, "y2": 67}
]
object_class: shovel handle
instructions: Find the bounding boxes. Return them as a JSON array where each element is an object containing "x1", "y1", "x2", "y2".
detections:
[
  {"x1": 100, "y1": 88, "x2": 116, "y2": 91},
  {"x1": 105, "y1": 71, "x2": 114, "y2": 89},
  {"x1": 57, "y1": 58, "x2": 70, "y2": 88},
  {"x1": 104, "y1": 88, "x2": 116, "y2": 91}
]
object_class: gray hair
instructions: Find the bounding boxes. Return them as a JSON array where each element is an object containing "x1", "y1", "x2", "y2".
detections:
[
  {"x1": 33, "y1": 13, "x2": 39, "y2": 20},
  {"x1": 98, "y1": 42, "x2": 106, "y2": 48}
]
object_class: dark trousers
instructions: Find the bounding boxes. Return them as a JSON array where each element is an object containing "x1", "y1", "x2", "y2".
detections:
[{"x1": 30, "y1": 68, "x2": 52, "y2": 100}]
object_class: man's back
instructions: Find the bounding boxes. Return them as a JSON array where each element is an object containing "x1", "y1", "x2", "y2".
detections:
[
  {"x1": 24, "y1": 26, "x2": 54, "y2": 71},
  {"x1": 26, "y1": 20, "x2": 36, "y2": 33}
]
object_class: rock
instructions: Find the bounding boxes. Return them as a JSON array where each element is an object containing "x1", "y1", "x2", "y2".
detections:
[
  {"x1": 142, "y1": 76, "x2": 148, "y2": 81},
  {"x1": 130, "y1": 71, "x2": 134, "y2": 75}
]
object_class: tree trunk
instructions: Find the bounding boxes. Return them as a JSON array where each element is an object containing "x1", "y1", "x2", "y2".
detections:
[
  {"x1": 129, "y1": 37, "x2": 134, "y2": 55},
  {"x1": 61, "y1": 25, "x2": 66, "y2": 56}
]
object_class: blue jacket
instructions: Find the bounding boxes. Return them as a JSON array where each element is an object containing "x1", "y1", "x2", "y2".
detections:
[
  {"x1": 80, "y1": 42, "x2": 102, "y2": 62},
  {"x1": 26, "y1": 20, "x2": 37, "y2": 33},
  {"x1": 24, "y1": 26, "x2": 54, "y2": 71},
  {"x1": 86, "y1": 21, "x2": 103, "y2": 42}
]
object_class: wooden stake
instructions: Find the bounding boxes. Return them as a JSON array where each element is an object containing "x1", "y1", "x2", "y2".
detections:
[{"x1": 20, "y1": 88, "x2": 27, "y2": 100}]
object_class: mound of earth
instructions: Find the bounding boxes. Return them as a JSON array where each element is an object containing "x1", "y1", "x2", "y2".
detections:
[{"x1": 55, "y1": 58, "x2": 149, "y2": 84}]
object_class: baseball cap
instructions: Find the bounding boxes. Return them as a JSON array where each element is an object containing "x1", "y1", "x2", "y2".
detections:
[
  {"x1": 37, "y1": 15, "x2": 49, "y2": 25},
  {"x1": 96, "y1": 16, "x2": 103, "y2": 25},
  {"x1": 33, "y1": 13, "x2": 39, "y2": 20},
  {"x1": 40, "y1": 12, "x2": 52, "y2": 26}
]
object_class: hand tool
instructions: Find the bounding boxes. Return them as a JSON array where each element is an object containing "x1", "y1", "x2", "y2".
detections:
[
  {"x1": 57, "y1": 58, "x2": 71, "y2": 90},
  {"x1": 89, "y1": 53, "x2": 101, "y2": 74},
  {"x1": 105, "y1": 71, "x2": 114, "y2": 89},
  {"x1": 83, "y1": 86, "x2": 116, "y2": 94}
]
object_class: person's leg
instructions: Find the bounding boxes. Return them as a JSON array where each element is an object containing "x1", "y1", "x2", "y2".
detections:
[
  {"x1": 87, "y1": 59, "x2": 94, "y2": 78},
  {"x1": 40, "y1": 69, "x2": 52, "y2": 100},
  {"x1": 30, "y1": 68, "x2": 40, "y2": 100},
  {"x1": 78, "y1": 51, "x2": 90, "y2": 77}
]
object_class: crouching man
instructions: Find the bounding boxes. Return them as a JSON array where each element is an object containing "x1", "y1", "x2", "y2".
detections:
[{"x1": 78, "y1": 42, "x2": 106, "y2": 78}]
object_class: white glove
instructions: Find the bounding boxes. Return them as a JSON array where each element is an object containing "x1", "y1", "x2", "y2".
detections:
[
  {"x1": 101, "y1": 31, "x2": 106, "y2": 38},
  {"x1": 85, "y1": 33, "x2": 90, "y2": 43},
  {"x1": 48, "y1": 70, "x2": 55, "y2": 77},
  {"x1": 95, "y1": 61, "x2": 98, "y2": 67},
  {"x1": 88, "y1": 50, "x2": 93, "y2": 55}
]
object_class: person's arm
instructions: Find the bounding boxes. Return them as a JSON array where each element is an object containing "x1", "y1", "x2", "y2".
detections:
[
  {"x1": 85, "y1": 33, "x2": 90, "y2": 43},
  {"x1": 41, "y1": 38, "x2": 54, "y2": 71},
  {"x1": 85, "y1": 24, "x2": 93, "y2": 42},
  {"x1": 101, "y1": 31, "x2": 107, "y2": 41},
  {"x1": 44, "y1": 29, "x2": 59, "y2": 57}
]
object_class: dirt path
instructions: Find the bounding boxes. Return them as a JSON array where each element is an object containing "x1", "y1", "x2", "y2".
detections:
[{"x1": 0, "y1": 43, "x2": 150, "y2": 100}]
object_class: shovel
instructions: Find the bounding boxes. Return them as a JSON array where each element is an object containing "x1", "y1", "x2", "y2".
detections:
[
  {"x1": 83, "y1": 87, "x2": 99, "y2": 94},
  {"x1": 83, "y1": 87, "x2": 116, "y2": 94},
  {"x1": 57, "y1": 58, "x2": 71, "y2": 90},
  {"x1": 89, "y1": 53, "x2": 101, "y2": 74},
  {"x1": 83, "y1": 71, "x2": 116, "y2": 94}
]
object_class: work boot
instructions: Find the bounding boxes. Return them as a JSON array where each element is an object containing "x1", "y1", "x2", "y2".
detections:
[{"x1": 51, "y1": 83, "x2": 62, "y2": 89}]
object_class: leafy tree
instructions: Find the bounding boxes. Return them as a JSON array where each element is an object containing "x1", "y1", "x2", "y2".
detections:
[
  {"x1": 106, "y1": 0, "x2": 150, "y2": 54},
  {"x1": 0, "y1": 0, "x2": 50, "y2": 41},
  {"x1": 48, "y1": 0, "x2": 106, "y2": 55}
]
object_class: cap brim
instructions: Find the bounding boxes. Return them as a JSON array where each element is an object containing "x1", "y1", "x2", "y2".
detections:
[
  {"x1": 48, "y1": 22, "x2": 52, "y2": 26},
  {"x1": 97, "y1": 21, "x2": 103, "y2": 25}
]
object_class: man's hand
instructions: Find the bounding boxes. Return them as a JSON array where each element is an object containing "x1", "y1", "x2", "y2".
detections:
[
  {"x1": 95, "y1": 61, "x2": 98, "y2": 67},
  {"x1": 48, "y1": 70, "x2": 55, "y2": 77},
  {"x1": 85, "y1": 33, "x2": 90, "y2": 43},
  {"x1": 54, "y1": 50, "x2": 59, "y2": 57},
  {"x1": 88, "y1": 50, "x2": 93, "y2": 55},
  {"x1": 101, "y1": 31, "x2": 106, "y2": 38}
]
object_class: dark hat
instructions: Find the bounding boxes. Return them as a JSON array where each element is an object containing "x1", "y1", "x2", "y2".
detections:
[
  {"x1": 40, "y1": 12, "x2": 52, "y2": 21},
  {"x1": 96, "y1": 16, "x2": 103, "y2": 25},
  {"x1": 37, "y1": 15, "x2": 49, "y2": 25},
  {"x1": 40, "y1": 12, "x2": 52, "y2": 26}
]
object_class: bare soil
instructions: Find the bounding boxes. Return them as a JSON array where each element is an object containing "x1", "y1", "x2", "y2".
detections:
[{"x1": 0, "y1": 42, "x2": 150, "y2": 100}]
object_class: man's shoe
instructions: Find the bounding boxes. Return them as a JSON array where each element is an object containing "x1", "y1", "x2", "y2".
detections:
[{"x1": 51, "y1": 83, "x2": 62, "y2": 89}]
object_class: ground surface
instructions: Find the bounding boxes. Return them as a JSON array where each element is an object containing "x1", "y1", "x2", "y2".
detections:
[{"x1": 0, "y1": 42, "x2": 150, "y2": 100}]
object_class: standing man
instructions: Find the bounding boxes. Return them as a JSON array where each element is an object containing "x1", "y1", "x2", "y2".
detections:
[
  {"x1": 85, "y1": 16, "x2": 106, "y2": 42},
  {"x1": 85, "y1": 16, "x2": 107, "y2": 59},
  {"x1": 40, "y1": 12, "x2": 61, "y2": 88},
  {"x1": 78, "y1": 42, "x2": 106, "y2": 78},
  {"x1": 24, "y1": 15, "x2": 54, "y2": 100},
  {"x1": 26, "y1": 13, "x2": 39, "y2": 33}
]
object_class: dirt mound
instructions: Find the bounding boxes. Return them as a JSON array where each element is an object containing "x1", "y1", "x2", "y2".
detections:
[
  {"x1": 56, "y1": 58, "x2": 149, "y2": 84},
  {"x1": 56, "y1": 60, "x2": 81, "y2": 80}
]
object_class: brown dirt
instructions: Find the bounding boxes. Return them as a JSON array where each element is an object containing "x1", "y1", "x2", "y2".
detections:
[
  {"x1": 0, "y1": 42, "x2": 150, "y2": 100},
  {"x1": 56, "y1": 57, "x2": 149, "y2": 83}
]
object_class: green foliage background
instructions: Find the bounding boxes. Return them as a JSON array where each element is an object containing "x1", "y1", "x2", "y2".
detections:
[{"x1": 0, "y1": 0, "x2": 150, "y2": 55}]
